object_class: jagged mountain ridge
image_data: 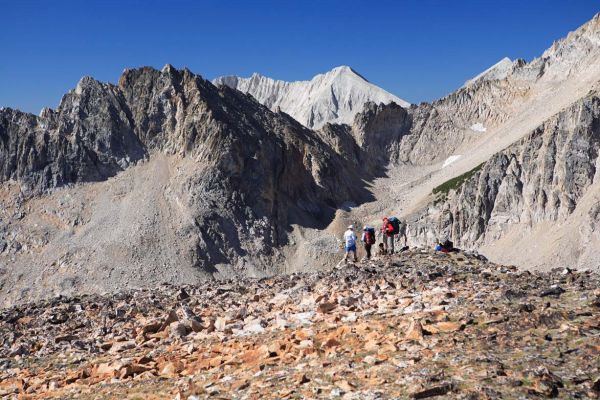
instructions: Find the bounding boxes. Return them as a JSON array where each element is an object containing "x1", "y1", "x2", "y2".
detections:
[
  {"x1": 0, "y1": 65, "x2": 376, "y2": 306},
  {"x1": 398, "y1": 12, "x2": 600, "y2": 270},
  {"x1": 213, "y1": 66, "x2": 410, "y2": 129}
]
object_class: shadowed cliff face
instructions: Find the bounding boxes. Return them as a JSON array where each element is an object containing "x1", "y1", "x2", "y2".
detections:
[{"x1": 0, "y1": 66, "x2": 368, "y2": 207}]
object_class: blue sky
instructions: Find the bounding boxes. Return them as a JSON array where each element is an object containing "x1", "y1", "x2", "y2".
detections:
[{"x1": 2, "y1": 0, "x2": 599, "y2": 114}]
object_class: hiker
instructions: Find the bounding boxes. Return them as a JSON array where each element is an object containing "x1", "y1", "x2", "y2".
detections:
[
  {"x1": 343, "y1": 225, "x2": 358, "y2": 262},
  {"x1": 381, "y1": 217, "x2": 395, "y2": 254},
  {"x1": 361, "y1": 225, "x2": 376, "y2": 259}
]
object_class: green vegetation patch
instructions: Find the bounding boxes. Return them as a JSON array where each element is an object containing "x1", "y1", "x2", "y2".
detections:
[{"x1": 432, "y1": 163, "x2": 484, "y2": 196}]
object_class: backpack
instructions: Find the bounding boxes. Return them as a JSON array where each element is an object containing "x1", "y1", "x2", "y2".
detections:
[
  {"x1": 365, "y1": 227, "x2": 376, "y2": 244},
  {"x1": 388, "y1": 217, "x2": 400, "y2": 235}
]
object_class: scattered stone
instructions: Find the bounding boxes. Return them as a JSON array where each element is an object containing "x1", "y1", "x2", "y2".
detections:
[
  {"x1": 0, "y1": 250, "x2": 597, "y2": 399},
  {"x1": 317, "y1": 301, "x2": 337, "y2": 313},
  {"x1": 109, "y1": 340, "x2": 136, "y2": 353},
  {"x1": 170, "y1": 322, "x2": 190, "y2": 338},
  {"x1": 177, "y1": 288, "x2": 190, "y2": 300},
  {"x1": 406, "y1": 319, "x2": 424, "y2": 341},
  {"x1": 214, "y1": 317, "x2": 228, "y2": 332}
]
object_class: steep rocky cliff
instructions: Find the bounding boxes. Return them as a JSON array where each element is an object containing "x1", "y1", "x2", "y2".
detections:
[
  {"x1": 0, "y1": 80, "x2": 145, "y2": 193},
  {"x1": 411, "y1": 93, "x2": 600, "y2": 269}
]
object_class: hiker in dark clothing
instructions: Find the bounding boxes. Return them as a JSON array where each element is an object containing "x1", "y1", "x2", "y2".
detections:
[
  {"x1": 361, "y1": 225, "x2": 376, "y2": 259},
  {"x1": 397, "y1": 219, "x2": 408, "y2": 248}
]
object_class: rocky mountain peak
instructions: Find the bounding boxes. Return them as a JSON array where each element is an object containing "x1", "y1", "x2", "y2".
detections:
[
  {"x1": 328, "y1": 65, "x2": 361, "y2": 77},
  {"x1": 213, "y1": 66, "x2": 409, "y2": 129},
  {"x1": 160, "y1": 63, "x2": 176, "y2": 74},
  {"x1": 464, "y1": 57, "x2": 517, "y2": 86},
  {"x1": 0, "y1": 64, "x2": 378, "y2": 304}
]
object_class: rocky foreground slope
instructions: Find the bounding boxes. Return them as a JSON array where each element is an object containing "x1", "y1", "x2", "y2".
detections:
[{"x1": 1, "y1": 250, "x2": 599, "y2": 399}]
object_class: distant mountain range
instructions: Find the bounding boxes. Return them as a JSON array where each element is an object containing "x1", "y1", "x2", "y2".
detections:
[
  {"x1": 1, "y1": 13, "x2": 600, "y2": 306},
  {"x1": 213, "y1": 66, "x2": 410, "y2": 129}
]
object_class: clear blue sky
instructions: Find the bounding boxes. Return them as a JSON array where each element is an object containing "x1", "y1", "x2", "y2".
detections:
[{"x1": 2, "y1": 0, "x2": 599, "y2": 114}]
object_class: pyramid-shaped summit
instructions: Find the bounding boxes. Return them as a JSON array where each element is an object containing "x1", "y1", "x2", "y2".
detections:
[{"x1": 213, "y1": 66, "x2": 409, "y2": 129}]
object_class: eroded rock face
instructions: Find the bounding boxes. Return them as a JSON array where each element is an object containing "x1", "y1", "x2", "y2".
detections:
[
  {"x1": 317, "y1": 101, "x2": 412, "y2": 173},
  {"x1": 0, "y1": 79, "x2": 146, "y2": 193},
  {"x1": 412, "y1": 94, "x2": 600, "y2": 251},
  {"x1": 331, "y1": 14, "x2": 600, "y2": 168}
]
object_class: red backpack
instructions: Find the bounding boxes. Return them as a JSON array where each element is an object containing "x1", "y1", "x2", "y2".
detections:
[{"x1": 365, "y1": 227, "x2": 376, "y2": 244}]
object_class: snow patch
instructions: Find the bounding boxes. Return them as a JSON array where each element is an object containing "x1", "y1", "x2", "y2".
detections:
[
  {"x1": 470, "y1": 123, "x2": 487, "y2": 132},
  {"x1": 442, "y1": 155, "x2": 462, "y2": 168}
]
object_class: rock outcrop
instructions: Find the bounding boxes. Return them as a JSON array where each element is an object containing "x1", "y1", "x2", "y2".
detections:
[{"x1": 0, "y1": 79, "x2": 146, "y2": 193}]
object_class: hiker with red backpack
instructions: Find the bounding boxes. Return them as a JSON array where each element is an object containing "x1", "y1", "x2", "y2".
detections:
[
  {"x1": 381, "y1": 217, "x2": 395, "y2": 254},
  {"x1": 361, "y1": 225, "x2": 376, "y2": 259},
  {"x1": 381, "y1": 216, "x2": 402, "y2": 254}
]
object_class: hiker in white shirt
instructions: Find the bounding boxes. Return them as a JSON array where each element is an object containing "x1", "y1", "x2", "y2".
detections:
[{"x1": 343, "y1": 225, "x2": 358, "y2": 262}]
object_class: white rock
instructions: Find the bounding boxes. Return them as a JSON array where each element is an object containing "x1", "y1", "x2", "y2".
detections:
[
  {"x1": 464, "y1": 57, "x2": 516, "y2": 86},
  {"x1": 470, "y1": 123, "x2": 487, "y2": 132},
  {"x1": 442, "y1": 155, "x2": 462, "y2": 168}
]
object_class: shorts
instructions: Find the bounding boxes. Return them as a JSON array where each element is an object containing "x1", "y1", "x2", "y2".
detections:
[{"x1": 345, "y1": 244, "x2": 357, "y2": 253}]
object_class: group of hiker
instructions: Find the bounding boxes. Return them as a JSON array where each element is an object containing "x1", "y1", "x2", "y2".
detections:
[{"x1": 343, "y1": 217, "x2": 407, "y2": 262}]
